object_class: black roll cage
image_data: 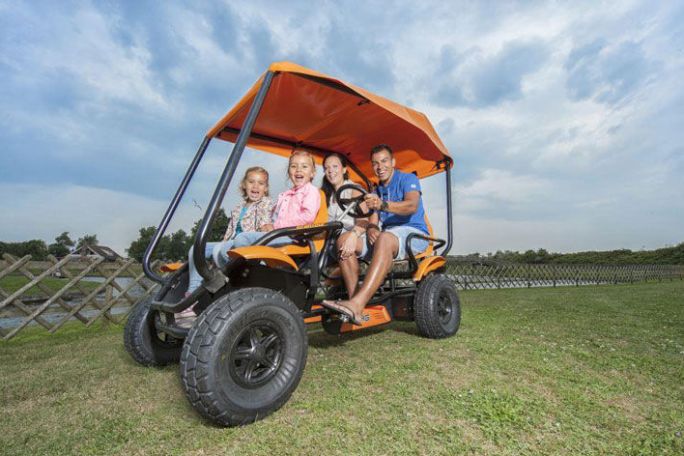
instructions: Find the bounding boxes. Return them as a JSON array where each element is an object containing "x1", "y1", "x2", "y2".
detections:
[{"x1": 142, "y1": 70, "x2": 454, "y2": 286}]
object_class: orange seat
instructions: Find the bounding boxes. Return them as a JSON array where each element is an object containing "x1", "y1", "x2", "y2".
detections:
[{"x1": 414, "y1": 216, "x2": 435, "y2": 260}]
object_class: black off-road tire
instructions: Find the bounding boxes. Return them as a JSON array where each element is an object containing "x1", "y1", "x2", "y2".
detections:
[
  {"x1": 180, "y1": 288, "x2": 308, "y2": 426},
  {"x1": 414, "y1": 273, "x2": 461, "y2": 339},
  {"x1": 123, "y1": 297, "x2": 183, "y2": 366}
]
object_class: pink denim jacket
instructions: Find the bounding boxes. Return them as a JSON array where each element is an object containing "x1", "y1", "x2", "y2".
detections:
[{"x1": 273, "y1": 182, "x2": 321, "y2": 229}]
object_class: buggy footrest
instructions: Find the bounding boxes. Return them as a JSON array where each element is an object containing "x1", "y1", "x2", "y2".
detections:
[{"x1": 339, "y1": 305, "x2": 392, "y2": 332}]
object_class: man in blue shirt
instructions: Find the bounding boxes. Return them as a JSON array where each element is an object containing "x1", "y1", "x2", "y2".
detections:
[{"x1": 322, "y1": 144, "x2": 429, "y2": 325}]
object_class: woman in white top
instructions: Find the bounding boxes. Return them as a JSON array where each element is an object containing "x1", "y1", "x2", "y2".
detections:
[{"x1": 321, "y1": 152, "x2": 369, "y2": 263}]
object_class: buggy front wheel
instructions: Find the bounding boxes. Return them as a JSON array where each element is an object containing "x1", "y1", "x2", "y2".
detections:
[{"x1": 180, "y1": 288, "x2": 308, "y2": 426}]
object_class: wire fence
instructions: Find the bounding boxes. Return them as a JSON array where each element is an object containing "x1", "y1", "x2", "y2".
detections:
[
  {"x1": 1, "y1": 253, "x2": 682, "y2": 340},
  {"x1": 445, "y1": 259, "x2": 684, "y2": 289}
]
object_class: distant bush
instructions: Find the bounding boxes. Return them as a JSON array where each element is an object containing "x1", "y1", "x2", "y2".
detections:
[{"x1": 0, "y1": 240, "x2": 49, "y2": 260}]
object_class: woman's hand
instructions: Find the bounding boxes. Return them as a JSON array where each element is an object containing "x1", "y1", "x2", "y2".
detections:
[
  {"x1": 259, "y1": 224, "x2": 274, "y2": 232},
  {"x1": 367, "y1": 225, "x2": 380, "y2": 245},
  {"x1": 339, "y1": 233, "x2": 358, "y2": 259}
]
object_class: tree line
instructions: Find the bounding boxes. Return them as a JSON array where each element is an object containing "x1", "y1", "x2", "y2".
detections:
[
  {"x1": 0, "y1": 210, "x2": 230, "y2": 263},
  {"x1": 0, "y1": 232, "x2": 98, "y2": 261},
  {"x1": 454, "y1": 243, "x2": 684, "y2": 265},
  {"x1": 2, "y1": 217, "x2": 682, "y2": 265},
  {"x1": 125, "y1": 209, "x2": 229, "y2": 262}
]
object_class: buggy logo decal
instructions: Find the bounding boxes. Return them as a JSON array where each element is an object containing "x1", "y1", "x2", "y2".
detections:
[{"x1": 410, "y1": 184, "x2": 417, "y2": 188}]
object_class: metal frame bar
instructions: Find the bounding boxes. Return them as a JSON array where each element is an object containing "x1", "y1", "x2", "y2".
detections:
[
  {"x1": 443, "y1": 162, "x2": 453, "y2": 256},
  {"x1": 192, "y1": 71, "x2": 276, "y2": 286},
  {"x1": 143, "y1": 137, "x2": 211, "y2": 284}
]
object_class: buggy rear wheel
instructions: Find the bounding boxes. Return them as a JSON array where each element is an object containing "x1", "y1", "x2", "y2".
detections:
[
  {"x1": 123, "y1": 297, "x2": 183, "y2": 366},
  {"x1": 180, "y1": 288, "x2": 308, "y2": 426},
  {"x1": 414, "y1": 273, "x2": 461, "y2": 339}
]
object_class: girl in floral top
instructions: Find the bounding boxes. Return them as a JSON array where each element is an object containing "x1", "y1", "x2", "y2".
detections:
[{"x1": 186, "y1": 166, "x2": 273, "y2": 294}]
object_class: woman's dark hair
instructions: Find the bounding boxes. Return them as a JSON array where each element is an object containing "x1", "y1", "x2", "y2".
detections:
[{"x1": 321, "y1": 152, "x2": 350, "y2": 203}]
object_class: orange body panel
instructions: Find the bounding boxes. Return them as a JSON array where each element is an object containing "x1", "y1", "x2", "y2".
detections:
[
  {"x1": 339, "y1": 305, "x2": 392, "y2": 332},
  {"x1": 304, "y1": 304, "x2": 323, "y2": 324},
  {"x1": 160, "y1": 262, "x2": 183, "y2": 272},
  {"x1": 413, "y1": 256, "x2": 446, "y2": 281},
  {"x1": 208, "y1": 61, "x2": 452, "y2": 179},
  {"x1": 227, "y1": 246, "x2": 298, "y2": 270}
]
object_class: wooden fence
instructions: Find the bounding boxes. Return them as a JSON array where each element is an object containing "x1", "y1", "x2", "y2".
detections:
[
  {"x1": 1, "y1": 253, "x2": 682, "y2": 340},
  {"x1": 0, "y1": 254, "x2": 160, "y2": 341}
]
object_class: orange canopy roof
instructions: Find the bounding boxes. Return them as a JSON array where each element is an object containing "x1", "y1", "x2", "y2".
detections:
[{"x1": 207, "y1": 61, "x2": 452, "y2": 179}]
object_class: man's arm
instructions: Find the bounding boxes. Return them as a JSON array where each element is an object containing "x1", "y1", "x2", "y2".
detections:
[
  {"x1": 364, "y1": 191, "x2": 420, "y2": 216},
  {"x1": 382, "y1": 191, "x2": 420, "y2": 215}
]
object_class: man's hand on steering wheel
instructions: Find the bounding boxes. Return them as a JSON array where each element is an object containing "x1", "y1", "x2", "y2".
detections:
[{"x1": 334, "y1": 183, "x2": 373, "y2": 218}]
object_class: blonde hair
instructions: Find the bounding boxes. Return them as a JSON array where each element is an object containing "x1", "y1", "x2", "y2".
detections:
[
  {"x1": 239, "y1": 166, "x2": 269, "y2": 200},
  {"x1": 287, "y1": 149, "x2": 316, "y2": 181},
  {"x1": 290, "y1": 149, "x2": 316, "y2": 167}
]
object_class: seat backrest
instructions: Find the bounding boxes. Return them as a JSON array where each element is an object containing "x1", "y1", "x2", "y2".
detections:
[
  {"x1": 278, "y1": 189, "x2": 328, "y2": 256},
  {"x1": 312, "y1": 189, "x2": 329, "y2": 225},
  {"x1": 414, "y1": 215, "x2": 435, "y2": 259}
]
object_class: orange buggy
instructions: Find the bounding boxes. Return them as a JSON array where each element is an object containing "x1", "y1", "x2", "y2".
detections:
[{"x1": 124, "y1": 62, "x2": 460, "y2": 426}]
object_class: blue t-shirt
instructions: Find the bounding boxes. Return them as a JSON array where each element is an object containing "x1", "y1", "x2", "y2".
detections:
[
  {"x1": 375, "y1": 169, "x2": 429, "y2": 234},
  {"x1": 234, "y1": 206, "x2": 248, "y2": 236}
]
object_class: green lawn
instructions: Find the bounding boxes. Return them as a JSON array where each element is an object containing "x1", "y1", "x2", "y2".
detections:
[{"x1": 1, "y1": 282, "x2": 683, "y2": 455}]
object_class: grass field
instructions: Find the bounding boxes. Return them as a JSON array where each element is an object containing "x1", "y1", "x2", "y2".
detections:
[{"x1": 1, "y1": 282, "x2": 683, "y2": 455}]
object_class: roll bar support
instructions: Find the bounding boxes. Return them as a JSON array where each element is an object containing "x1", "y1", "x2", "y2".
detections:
[
  {"x1": 142, "y1": 136, "x2": 211, "y2": 283},
  {"x1": 142, "y1": 71, "x2": 276, "y2": 284},
  {"x1": 192, "y1": 71, "x2": 276, "y2": 288}
]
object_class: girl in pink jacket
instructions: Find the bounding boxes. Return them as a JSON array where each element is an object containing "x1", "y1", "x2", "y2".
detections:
[{"x1": 232, "y1": 149, "x2": 321, "y2": 247}]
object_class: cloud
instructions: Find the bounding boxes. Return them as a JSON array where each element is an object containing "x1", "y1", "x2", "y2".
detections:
[
  {"x1": 565, "y1": 39, "x2": 657, "y2": 105},
  {"x1": 1, "y1": 0, "x2": 683, "y2": 256},
  {"x1": 430, "y1": 39, "x2": 550, "y2": 108},
  {"x1": 455, "y1": 169, "x2": 551, "y2": 216},
  {"x1": 1, "y1": 183, "x2": 170, "y2": 255}
]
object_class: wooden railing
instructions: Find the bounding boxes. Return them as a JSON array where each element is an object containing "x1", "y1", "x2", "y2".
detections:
[{"x1": 0, "y1": 254, "x2": 160, "y2": 340}]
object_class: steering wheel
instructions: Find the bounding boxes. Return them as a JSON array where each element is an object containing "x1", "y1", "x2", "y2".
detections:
[{"x1": 334, "y1": 183, "x2": 373, "y2": 218}]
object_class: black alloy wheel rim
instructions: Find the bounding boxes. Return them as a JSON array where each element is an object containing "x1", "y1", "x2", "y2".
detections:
[
  {"x1": 228, "y1": 322, "x2": 284, "y2": 388},
  {"x1": 437, "y1": 291, "x2": 453, "y2": 326}
]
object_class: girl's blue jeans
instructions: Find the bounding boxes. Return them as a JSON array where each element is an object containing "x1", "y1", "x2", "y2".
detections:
[{"x1": 187, "y1": 240, "x2": 233, "y2": 293}]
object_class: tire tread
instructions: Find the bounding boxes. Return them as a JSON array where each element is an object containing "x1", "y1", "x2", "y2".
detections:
[
  {"x1": 179, "y1": 288, "x2": 307, "y2": 426},
  {"x1": 414, "y1": 274, "x2": 461, "y2": 339}
]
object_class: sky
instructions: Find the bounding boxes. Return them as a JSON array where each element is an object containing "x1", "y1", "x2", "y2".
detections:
[{"x1": 1, "y1": 0, "x2": 683, "y2": 256}]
